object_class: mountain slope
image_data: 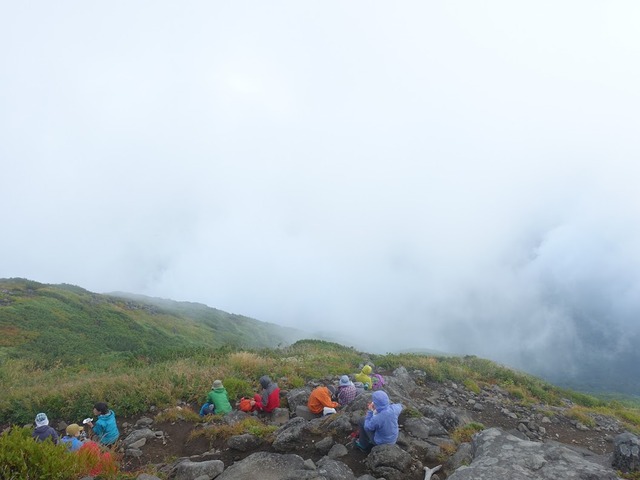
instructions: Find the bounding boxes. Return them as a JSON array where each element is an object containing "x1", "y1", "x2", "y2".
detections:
[{"x1": 0, "y1": 278, "x2": 303, "y2": 366}]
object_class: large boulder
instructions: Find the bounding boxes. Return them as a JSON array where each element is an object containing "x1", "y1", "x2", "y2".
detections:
[
  {"x1": 287, "y1": 388, "x2": 311, "y2": 413},
  {"x1": 172, "y1": 459, "x2": 224, "y2": 480},
  {"x1": 272, "y1": 417, "x2": 310, "y2": 452},
  {"x1": 403, "y1": 417, "x2": 447, "y2": 439},
  {"x1": 366, "y1": 444, "x2": 413, "y2": 480},
  {"x1": 122, "y1": 428, "x2": 157, "y2": 447},
  {"x1": 215, "y1": 452, "x2": 308, "y2": 480},
  {"x1": 447, "y1": 428, "x2": 620, "y2": 480},
  {"x1": 226, "y1": 433, "x2": 262, "y2": 451},
  {"x1": 316, "y1": 457, "x2": 357, "y2": 479},
  {"x1": 612, "y1": 432, "x2": 640, "y2": 473}
]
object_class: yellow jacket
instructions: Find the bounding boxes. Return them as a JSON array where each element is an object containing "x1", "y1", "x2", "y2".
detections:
[{"x1": 355, "y1": 365, "x2": 372, "y2": 388}]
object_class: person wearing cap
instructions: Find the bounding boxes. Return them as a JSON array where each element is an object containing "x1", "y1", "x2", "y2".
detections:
[
  {"x1": 61, "y1": 423, "x2": 85, "y2": 452},
  {"x1": 337, "y1": 375, "x2": 358, "y2": 406},
  {"x1": 355, "y1": 365, "x2": 373, "y2": 389},
  {"x1": 250, "y1": 375, "x2": 280, "y2": 413},
  {"x1": 32, "y1": 412, "x2": 59, "y2": 444},
  {"x1": 86, "y1": 402, "x2": 119, "y2": 446},
  {"x1": 206, "y1": 379, "x2": 233, "y2": 415},
  {"x1": 355, "y1": 390, "x2": 403, "y2": 453},
  {"x1": 308, "y1": 385, "x2": 340, "y2": 415}
]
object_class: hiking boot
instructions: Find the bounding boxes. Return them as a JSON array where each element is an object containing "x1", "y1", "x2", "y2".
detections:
[{"x1": 354, "y1": 440, "x2": 368, "y2": 452}]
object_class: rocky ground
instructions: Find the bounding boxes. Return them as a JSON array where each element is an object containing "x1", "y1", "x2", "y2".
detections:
[{"x1": 114, "y1": 366, "x2": 633, "y2": 479}]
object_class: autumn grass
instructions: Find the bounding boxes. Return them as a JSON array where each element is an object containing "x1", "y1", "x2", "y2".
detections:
[
  {"x1": 3, "y1": 339, "x2": 640, "y2": 440},
  {"x1": 451, "y1": 422, "x2": 485, "y2": 444},
  {"x1": 189, "y1": 417, "x2": 278, "y2": 442}
]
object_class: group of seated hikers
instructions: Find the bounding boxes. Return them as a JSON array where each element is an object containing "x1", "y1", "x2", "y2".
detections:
[
  {"x1": 199, "y1": 365, "x2": 400, "y2": 453},
  {"x1": 32, "y1": 401, "x2": 120, "y2": 449}
]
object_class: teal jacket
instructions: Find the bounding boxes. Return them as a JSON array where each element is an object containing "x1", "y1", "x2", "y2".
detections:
[
  {"x1": 93, "y1": 410, "x2": 119, "y2": 445},
  {"x1": 207, "y1": 387, "x2": 233, "y2": 414}
]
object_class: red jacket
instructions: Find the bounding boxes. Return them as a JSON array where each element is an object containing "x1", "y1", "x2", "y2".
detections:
[{"x1": 253, "y1": 385, "x2": 280, "y2": 413}]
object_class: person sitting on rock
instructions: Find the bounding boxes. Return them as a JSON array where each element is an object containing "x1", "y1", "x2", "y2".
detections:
[
  {"x1": 355, "y1": 390, "x2": 403, "y2": 452},
  {"x1": 32, "y1": 412, "x2": 59, "y2": 444},
  {"x1": 308, "y1": 384, "x2": 339, "y2": 415},
  {"x1": 86, "y1": 402, "x2": 119, "y2": 446},
  {"x1": 60, "y1": 423, "x2": 85, "y2": 452},
  {"x1": 250, "y1": 375, "x2": 280, "y2": 413},
  {"x1": 355, "y1": 365, "x2": 373, "y2": 389},
  {"x1": 337, "y1": 375, "x2": 358, "y2": 406},
  {"x1": 206, "y1": 379, "x2": 233, "y2": 415}
]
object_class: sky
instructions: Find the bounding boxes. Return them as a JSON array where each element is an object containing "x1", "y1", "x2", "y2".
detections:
[{"x1": 2, "y1": 2, "x2": 639, "y2": 391}]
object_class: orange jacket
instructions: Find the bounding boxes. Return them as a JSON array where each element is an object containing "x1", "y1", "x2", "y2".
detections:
[{"x1": 307, "y1": 386, "x2": 339, "y2": 414}]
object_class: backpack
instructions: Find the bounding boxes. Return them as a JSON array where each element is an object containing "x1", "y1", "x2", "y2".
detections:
[
  {"x1": 371, "y1": 374, "x2": 385, "y2": 390},
  {"x1": 238, "y1": 397, "x2": 253, "y2": 412}
]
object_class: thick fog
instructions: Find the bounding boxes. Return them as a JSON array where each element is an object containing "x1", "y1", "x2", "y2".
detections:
[{"x1": 1, "y1": 2, "x2": 639, "y2": 393}]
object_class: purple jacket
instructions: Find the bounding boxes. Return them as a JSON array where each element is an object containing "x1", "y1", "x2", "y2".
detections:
[
  {"x1": 364, "y1": 391, "x2": 403, "y2": 445},
  {"x1": 32, "y1": 425, "x2": 59, "y2": 444}
]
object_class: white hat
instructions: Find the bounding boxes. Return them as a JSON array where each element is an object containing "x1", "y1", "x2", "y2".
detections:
[{"x1": 35, "y1": 412, "x2": 49, "y2": 427}]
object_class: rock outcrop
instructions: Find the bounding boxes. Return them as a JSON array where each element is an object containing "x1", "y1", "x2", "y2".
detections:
[{"x1": 446, "y1": 428, "x2": 620, "y2": 480}]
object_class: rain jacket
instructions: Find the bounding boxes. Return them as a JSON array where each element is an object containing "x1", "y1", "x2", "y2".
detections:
[
  {"x1": 207, "y1": 387, "x2": 233, "y2": 414},
  {"x1": 254, "y1": 375, "x2": 280, "y2": 413},
  {"x1": 93, "y1": 410, "x2": 119, "y2": 445},
  {"x1": 355, "y1": 365, "x2": 373, "y2": 388},
  {"x1": 364, "y1": 391, "x2": 403, "y2": 445},
  {"x1": 32, "y1": 425, "x2": 59, "y2": 444},
  {"x1": 307, "y1": 386, "x2": 339, "y2": 414}
]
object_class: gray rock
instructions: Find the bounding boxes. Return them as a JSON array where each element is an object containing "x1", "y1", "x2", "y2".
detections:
[
  {"x1": 216, "y1": 452, "x2": 307, "y2": 480},
  {"x1": 270, "y1": 407, "x2": 290, "y2": 425},
  {"x1": 296, "y1": 405, "x2": 319, "y2": 421},
  {"x1": 612, "y1": 431, "x2": 640, "y2": 473},
  {"x1": 135, "y1": 417, "x2": 154, "y2": 428},
  {"x1": 366, "y1": 444, "x2": 413, "y2": 480},
  {"x1": 136, "y1": 474, "x2": 162, "y2": 480},
  {"x1": 315, "y1": 436, "x2": 335, "y2": 455},
  {"x1": 327, "y1": 443, "x2": 349, "y2": 458},
  {"x1": 227, "y1": 433, "x2": 262, "y2": 451},
  {"x1": 223, "y1": 410, "x2": 250, "y2": 425},
  {"x1": 316, "y1": 457, "x2": 357, "y2": 480},
  {"x1": 444, "y1": 442, "x2": 472, "y2": 473},
  {"x1": 173, "y1": 459, "x2": 224, "y2": 480},
  {"x1": 128, "y1": 437, "x2": 147, "y2": 449},
  {"x1": 447, "y1": 428, "x2": 620, "y2": 480},
  {"x1": 122, "y1": 428, "x2": 156, "y2": 447},
  {"x1": 272, "y1": 417, "x2": 309, "y2": 452},
  {"x1": 404, "y1": 417, "x2": 447, "y2": 439},
  {"x1": 125, "y1": 447, "x2": 143, "y2": 457},
  {"x1": 420, "y1": 405, "x2": 470, "y2": 432},
  {"x1": 287, "y1": 388, "x2": 312, "y2": 413}
]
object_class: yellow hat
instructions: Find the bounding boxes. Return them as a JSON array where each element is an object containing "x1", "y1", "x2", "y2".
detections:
[
  {"x1": 66, "y1": 423, "x2": 83, "y2": 436},
  {"x1": 362, "y1": 365, "x2": 372, "y2": 374}
]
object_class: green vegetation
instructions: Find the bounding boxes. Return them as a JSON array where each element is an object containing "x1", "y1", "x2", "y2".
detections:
[
  {"x1": 0, "y1": 426, "x2": 129, "y2": 479},
  {"x1": 451, "y1": 422, "x2": 485, "y2": 444},
  {"x1": 189, "y1": 417, "x2": 278, "y2": 442},
  {"x1": 3, "y1": 277, "x2": 640, "y2": 478}
]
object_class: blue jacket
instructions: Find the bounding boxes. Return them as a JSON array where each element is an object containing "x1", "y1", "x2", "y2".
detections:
[
  {"x1": 93, "y1": 410, "x2": 119, "y2": 445},
  {"x1": 61, "y1": 435, "x2": 83, "y2": 452},
  {"x1": 364, "y1": 391, "x2": 403, "y2": 445}
]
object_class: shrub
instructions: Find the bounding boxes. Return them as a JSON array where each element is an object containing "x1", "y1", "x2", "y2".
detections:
[
  {"x1": 451, "y1": 422, "x2": 485, "y2": 444},
  {"x1": 0, "y1": 426, "x2": 125, "y2": 479}
]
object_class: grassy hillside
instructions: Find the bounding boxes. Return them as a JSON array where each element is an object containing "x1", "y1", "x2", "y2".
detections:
[{"x1": 0, "y1": 278, "x2": 302, "y2": 366}]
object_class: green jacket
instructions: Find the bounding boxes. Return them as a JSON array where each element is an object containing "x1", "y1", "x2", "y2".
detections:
[{"x1": 206, "y1": 387, "x2": 232, "y2": 414}]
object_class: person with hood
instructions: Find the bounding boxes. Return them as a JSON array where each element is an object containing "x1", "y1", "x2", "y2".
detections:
[
  {"x1": 86, "y1": 402, "x2": 119, "y2": 446},
  {"x1": 250, "y1": 375, "x2": 280, "y2": 413},
  {"x1": 308, "y1": 385, "x2": 339, "y2": 415},
  {"x1": 355, "y1": 390, "x2": 403, "y2": 452},
  {"x1": 32, "y1": 412, "x2": 59, "y2": 444},
  {"x1": 355, "y1": 365, "x2": 373, "y2": 389},
  {"x1": 337, "y1": 375, "x2": 358, "y2": 406},
  {"x1": 60, "y1": 423, "x2": 85, "y2": 452},
  {"x1": 206, "y1": 379, "x2": 233, "y2": 415}
]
